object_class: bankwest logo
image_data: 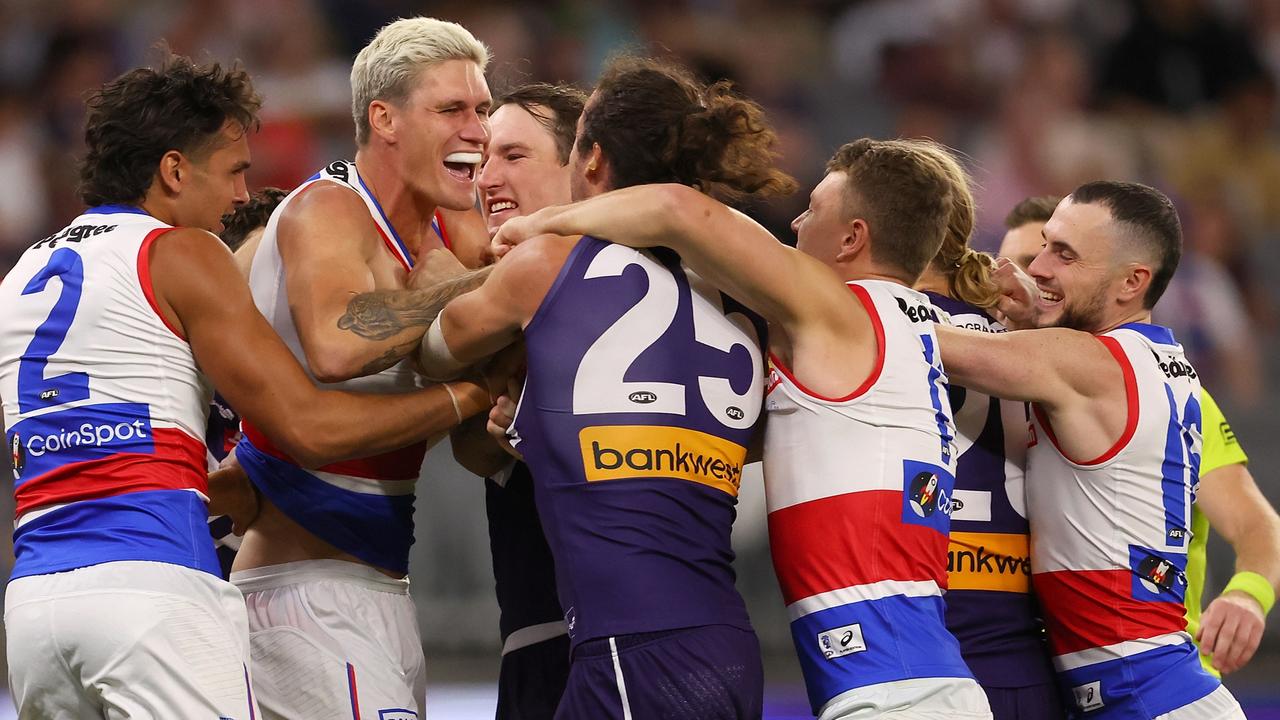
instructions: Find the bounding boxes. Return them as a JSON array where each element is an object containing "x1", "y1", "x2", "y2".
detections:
[
  {"x1": 579, "y1": 425, "x2": 746, "y2": 497},
  {"x1": 946, "y1": 531, "x2": 1031, "y2": 593}
]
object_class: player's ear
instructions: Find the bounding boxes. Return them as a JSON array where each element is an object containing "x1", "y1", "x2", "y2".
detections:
[
  {"x1": 368, "y1": 100, "x2": 395, "y2": 144},
  {"x1": 1118, "y1": 262, "x2": 1151, "y2": 305},
  {"x1": 584, "y1": 143, "x2": 610, "y2": 190},
  {"x1": 835, "y1": 217, "x2": 869, "y2": 263},
  {"x1": 156, "y1": 150, "x2": 184, "y2": 195}
]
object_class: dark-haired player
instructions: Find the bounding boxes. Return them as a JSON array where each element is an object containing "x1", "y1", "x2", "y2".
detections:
[
  {"x1": 938, "y1": 184, "x2": 1244, "y2": 718},
  {"x1": 999, "y1": 195, "x2": 1280, "y2": 681},
  {"x1": 456, "y1": 81, "x2": 587, "y2": 720},
  {"x1": 0, "y1": 54, "x2": 499, "y2": 719},
  {"x1": 425, "y1": 56, "x2": 797, "y2": 719}
]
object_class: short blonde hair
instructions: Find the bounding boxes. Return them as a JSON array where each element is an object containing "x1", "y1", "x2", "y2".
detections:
[{"x1": 351, "y1": 17, "x2": 490, "y2": 145}]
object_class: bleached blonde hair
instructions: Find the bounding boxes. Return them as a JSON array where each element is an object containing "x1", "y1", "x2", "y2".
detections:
[{"x1": 350, "y1": 17, "x2": 490, "y2": 145}]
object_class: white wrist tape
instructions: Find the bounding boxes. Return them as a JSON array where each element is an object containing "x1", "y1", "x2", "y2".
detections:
[
  {"x1": 442, "y1": 382, "x2": 463, "y2": 424},
  {"x1": 419, "y1": 319, "x2": 468, "y2": 381}
]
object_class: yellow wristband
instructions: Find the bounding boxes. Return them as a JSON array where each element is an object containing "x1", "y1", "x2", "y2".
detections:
[{"x1": 1223, "y1": 571, "x2": 1276, "y2": 616}]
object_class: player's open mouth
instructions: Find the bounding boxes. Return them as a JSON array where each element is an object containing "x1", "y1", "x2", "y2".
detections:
[
  {"x1": 444, "y1": 152, "x2": 482, "y2": 182},
  {"x1": 488, "y1": 199, "x2": 517, "y2": 214},
  {"x1": 1038, "y1": 289, "x2": 1063, "y2": 304}
]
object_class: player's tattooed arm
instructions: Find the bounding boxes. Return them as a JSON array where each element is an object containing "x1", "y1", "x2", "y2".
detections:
[{"x1": 337, "y1": 266, "x2": 492, "y2": 341}]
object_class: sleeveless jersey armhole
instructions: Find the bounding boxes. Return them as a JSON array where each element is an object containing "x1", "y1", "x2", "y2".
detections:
[
  {"x1": 136, "y1": 227, "x2": 186, "y2": 342},
  {"x1": 766, "y1": 283, "x2": 885, "y2": 403},
  {"x1": 1032, "y1": 334, "x2": 1138, "y2": 466}
]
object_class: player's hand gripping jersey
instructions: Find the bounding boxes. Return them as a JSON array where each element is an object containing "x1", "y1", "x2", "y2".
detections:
[
  {"x1": 1027, "y1": 323, "x2": 1226, "y2": 718},
  {"x1": 509, "y1": 238, "x2": 764, "y2": 647},
  {"x1": 766, "y1": 281, "x2": 982, "y2": 717},
  {"x1": 2, "y1": 206, "x2": 213, "y2": 576}
]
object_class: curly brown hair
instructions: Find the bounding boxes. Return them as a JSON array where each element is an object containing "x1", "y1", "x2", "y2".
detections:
[
  {"x1": 78, "y1": 53, "x2": 261, "y2": 207},
  {"x1": 578, "y1": 55, "x2": 797, "y2": 204}
]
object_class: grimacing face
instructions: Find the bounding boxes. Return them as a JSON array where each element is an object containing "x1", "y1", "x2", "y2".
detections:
[
  {"x1": 1026, "y1": 198, "x2": 1119, "y2": 332},
  {"x1": 478, "y1": 104, "x2": 573, "y2": 234},
  {"x1": 998, "y1": 220, "x2": 1046, "y2": 272},
  {"x1": 179, "y1": 122, "x2": 251, "y2": 234},
  {"x1": 389, "y1": 58, "x2": 491, "y2": 212}
]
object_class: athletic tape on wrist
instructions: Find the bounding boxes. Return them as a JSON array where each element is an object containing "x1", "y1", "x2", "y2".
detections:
[{"x1": 1224, "y1": 571, "x2": 1275, "y2": 616}]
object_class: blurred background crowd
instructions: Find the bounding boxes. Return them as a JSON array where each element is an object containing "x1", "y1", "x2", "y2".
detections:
[{"x1": 2, "y1": 0, "x2": 1279, "y2": 711}]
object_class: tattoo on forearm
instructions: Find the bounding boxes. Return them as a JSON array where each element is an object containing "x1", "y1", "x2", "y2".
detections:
[
  {"x1": 356, "y1": 338, "x2": 421, "y2": 376},
  {"x1": 337, "y1": 266, "x2": 493, "y2": 341}
]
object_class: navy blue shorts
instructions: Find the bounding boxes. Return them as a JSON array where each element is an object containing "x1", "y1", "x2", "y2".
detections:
[
  {"x1": 555, "y1": 625, "x2": 762, "y2": 720},
  {"x1": 496, "y1": 633, "x2": 571, "y2": 720},
  {"x1": 984, "y1": 682, "x2": 1066, "y2": 720}
]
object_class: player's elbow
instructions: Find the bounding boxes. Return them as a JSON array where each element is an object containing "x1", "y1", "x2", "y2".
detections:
[{"x1": 307, "y1": 349, "x2": 365, "y2": 384}]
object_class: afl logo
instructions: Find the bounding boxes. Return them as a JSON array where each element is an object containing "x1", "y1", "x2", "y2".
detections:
[
  {"x1": 628, "y1": 391, "x2": 657, "y2": 405},
  {"x1": 1138, "y1": 555, "x2": 1176, "y2": 593},
  {"x1": 908, "y1": 471, "x2": 940, "y2": 517},
  {"x1": 726, "y1": 406, "x2": 745, "y2": 421},
  {"x1": 10, "y1": 433, "x2": 23, "y2": 480}
]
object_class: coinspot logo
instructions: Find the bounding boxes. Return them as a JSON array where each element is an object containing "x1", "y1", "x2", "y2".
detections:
[
  {"x1": 24, "y1": 419, "x2": 149, "y2": 457},
  {"x1": 8, "y1": 402, "x2": 156, "y2": 480}
]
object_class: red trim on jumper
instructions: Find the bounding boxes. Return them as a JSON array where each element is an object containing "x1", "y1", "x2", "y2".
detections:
[
  {"x1": 15, "y1": 428, "x2": 207, "y2": 515},
  {"x1": 767, "y1": 283, "x2": 885, "y2": 403},
  {"x1": 1032, "y1": 335, "x2": 1138, "y2": 466},
  {"x1": 241, "y1": 421, "x2": 426, "y2": 481},
  {"x1": 346, "y1": 663, "x2": 361, "y2": 720},
  {"x1": 434, "y1": 210, "x2": 452, "y2": 250},
  {"x1": 768, "y1": 489, "x2": 949, "y2": 604},
  {"x1": 136, "y1": 227, "x2": 186, "y2": 341}
]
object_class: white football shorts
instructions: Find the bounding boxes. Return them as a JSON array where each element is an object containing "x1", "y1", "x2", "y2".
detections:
[
  {"x1": 820, "y1": 676, "x2": 994, "y2": 719},
  {"x1": 231, "y1": 559, "x2": 426, "y2": 720},
  {"x1": 5, "y1": 560, "x2": 258, "y2": 719}
]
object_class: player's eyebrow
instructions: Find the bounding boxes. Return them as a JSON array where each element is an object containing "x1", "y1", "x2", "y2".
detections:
[
  {"x1": 1045, "y1": 237, "x2": 1078, "y2": 256},
  {"x1": 493, "y1": 141, "x2": 532, "y2": 155}
]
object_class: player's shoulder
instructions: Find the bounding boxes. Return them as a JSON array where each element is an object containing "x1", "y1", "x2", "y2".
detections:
[
  {"x1": 274, "y1": 180, "x2": 381, "y2": 257},
  {"x1": 144, "y1": 226, "x2": 235, "y2": 280}
]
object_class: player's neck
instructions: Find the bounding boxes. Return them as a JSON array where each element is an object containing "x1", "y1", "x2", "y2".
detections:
[
  {"x1": 353, "y1": 152, "x2": 439, "y2": 258},
  {"x1": 137, "y1": 194, "x2": 178, "y2": 227},
  {"x1": 834, "y1": 255, "x2": 912, "y2": 287},
  {"x1": 1094, "y1": 308, "x2": 1154, "y2": 335}
]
